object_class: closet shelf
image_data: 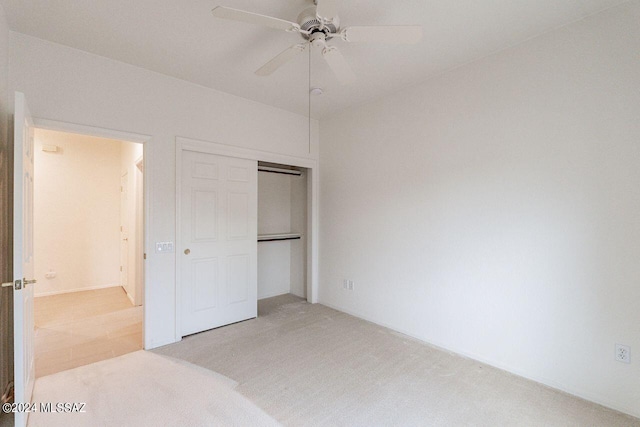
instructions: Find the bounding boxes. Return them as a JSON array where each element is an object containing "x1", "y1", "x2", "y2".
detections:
[{"x1": 258, "y1": 233, "x2": 301, "y2": 242}]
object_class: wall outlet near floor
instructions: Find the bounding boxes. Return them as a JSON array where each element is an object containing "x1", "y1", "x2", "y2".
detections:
[
  {"x1": 342, "y1": 279, "x2": 354, "y2": 291},
  {"x1": 615, "y1": 344, "x2": 630, "y2": 364}
]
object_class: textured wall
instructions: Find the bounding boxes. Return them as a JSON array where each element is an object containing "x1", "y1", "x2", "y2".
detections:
[
  {"x1": 9, "y1": 31, "x2": 318, "y2": 348},
  {"x1": 33, "y1": 129, "x2": 122, "y2": 296},
  {"x1": 320, "y1": 2, "x2": 640, "y2": 418}
]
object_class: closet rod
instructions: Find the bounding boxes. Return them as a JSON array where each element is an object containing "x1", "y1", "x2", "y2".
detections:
[
  {"x1": 258, "y1": 233, "x2": 301, "y2": 242},
  {"x1": 258, "y1": 236, "x2": 301, "y2": 242},
  {"x1": 258, "y1": 166, "x2": 302, "y2": 176}
]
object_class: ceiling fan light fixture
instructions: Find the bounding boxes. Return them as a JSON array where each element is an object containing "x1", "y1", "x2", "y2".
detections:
[
  {"x1": 211, "y1": 0, "x2": 423, "y2": 84},
  {"x1": 298, "y1": 7, "x2": 339, "y2": 39}
]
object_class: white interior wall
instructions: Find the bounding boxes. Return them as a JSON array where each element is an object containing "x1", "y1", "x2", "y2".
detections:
[
  {"x1": 8, "y1": 32, "x2": 319, "y2": 348},
  {"x1": 0, "y1": 1, "x2": 12, "y2": 405},
  {"x1": 33, "y1": 129, "x2": 122, "y2": 296},
  {"x1": 290, "y1": 172, "x2": 307, "y2": 298},
  {"x1": 258, "y1": 172, "x2": 292, "y2": 299},
  {"x1": 120, "y1": 141, "x2": 143, "y2": 305},
  {"x1": 257, "y1": 170, "x2": 308, "y2": 299},
  {"x1": 319, "y1": 2, "x2": 640, "y2": 418},
  {"x1": 0, "y1": 3, "x2": 10, "y2": 289},
  {"x1": 258, "y1": 172, "x2": 292, "y2": 234}
]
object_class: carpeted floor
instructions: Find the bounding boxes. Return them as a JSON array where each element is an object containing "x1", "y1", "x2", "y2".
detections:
[
  {"x1": 155, "y1": 294, "x2": 640, "y2": 426},
  {"x1": 28, "y1": 350, "x2": 278, "y2": 427}
]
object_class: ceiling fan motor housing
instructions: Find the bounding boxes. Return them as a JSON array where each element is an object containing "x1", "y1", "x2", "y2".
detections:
[{"x1": 298, "y1": 7, "x2": 339, "y2": 40}]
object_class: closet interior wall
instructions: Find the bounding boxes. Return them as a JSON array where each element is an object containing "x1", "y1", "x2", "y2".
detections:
[{"x1": 257, "y1": 164, "x2": 307, "y2": 300}]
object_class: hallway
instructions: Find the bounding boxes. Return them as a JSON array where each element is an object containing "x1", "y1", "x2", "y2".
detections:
[{"x1": 34, "y1": 287, "x2": 142, "y2": 377}]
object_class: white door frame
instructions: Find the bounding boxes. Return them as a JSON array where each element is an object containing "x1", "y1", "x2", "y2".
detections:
[
  {"x1": 176, "y1": 136, "x2": 319, "y2": 341},
  {"x1": 32, "y1": 118, "x2": 152, "y2": 348}
]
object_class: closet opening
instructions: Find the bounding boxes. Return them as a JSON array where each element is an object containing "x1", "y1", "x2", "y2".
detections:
[{"x1": 257, "y1": 162, "x2": 308, "y2": 302}]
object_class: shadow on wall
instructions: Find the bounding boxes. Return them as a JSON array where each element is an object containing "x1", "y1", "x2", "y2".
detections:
[{"x1": 0, "y1": 115, "x2": 14, "y2": 405}]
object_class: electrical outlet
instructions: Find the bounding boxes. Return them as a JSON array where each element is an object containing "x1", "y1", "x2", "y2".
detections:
[{"x1": 615, "y1": 344, "x2": 630, "y2": 364}]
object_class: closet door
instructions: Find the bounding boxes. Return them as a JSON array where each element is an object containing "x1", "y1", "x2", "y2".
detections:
[{"x1": 180, "y1": 151, "x2": 257, "y2": 336}]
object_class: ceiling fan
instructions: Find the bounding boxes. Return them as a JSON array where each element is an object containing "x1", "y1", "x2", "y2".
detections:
[{"x1": 211, "y1": 0, "x2": 422, "y2": 85}]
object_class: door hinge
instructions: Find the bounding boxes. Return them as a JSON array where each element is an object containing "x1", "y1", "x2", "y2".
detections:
[
  {"x1": 144, "y1": 253, "x2": 147, "y2": 260},
  {"x1": 120, "y1": 266, "x2": 123, "y2": 272}
]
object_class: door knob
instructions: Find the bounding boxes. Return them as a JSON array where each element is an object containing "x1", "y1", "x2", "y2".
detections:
[
  {"x1": 23, "y1": 279, "x2": 37, "y2": 285},
  {"x1": 184, "y1": 249, "x2": 190, "y2": 255}
]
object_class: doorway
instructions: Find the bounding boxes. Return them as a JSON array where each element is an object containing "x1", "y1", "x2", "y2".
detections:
[{"x1": 32, "y1": 128, "x2": 145, "y2": 377}]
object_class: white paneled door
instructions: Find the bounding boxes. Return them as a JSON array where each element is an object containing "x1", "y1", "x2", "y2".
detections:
[
  {"x1": 180, "y1": 150, "x2": 257, "y2": 336},
  {"x1": 13, "y1": 92, "x2": 36, "y2": 427}
]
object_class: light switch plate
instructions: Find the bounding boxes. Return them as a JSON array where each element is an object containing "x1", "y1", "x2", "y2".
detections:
[{"x1": 155, "y1": 242, "x2": 174, "y2": 253}]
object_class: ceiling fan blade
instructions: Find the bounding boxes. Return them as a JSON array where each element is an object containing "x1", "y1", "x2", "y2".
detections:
[
  {"x1": 342, "y1": 26, "x2": 423, "y2": 44},
  {"x1": 256, "y1": 44, "x2": 309, "y2": 76},
  {"x1": 316, "y1": 0, "x2": 339, "y2": 22},
  {"x1": 212, "y1": 6, "x2": 300, "y2": 32},
  {"x1": 322, "y1": 46, "x2": 355, "y2": 85}
]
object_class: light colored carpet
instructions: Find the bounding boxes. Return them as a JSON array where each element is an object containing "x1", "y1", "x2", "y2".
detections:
[
  {"x1": 155, "y1": 294, "x2": 640, "y2": 427},
  {"x1": 28, "y1": 350, "x2": 279, "y2": 427}
]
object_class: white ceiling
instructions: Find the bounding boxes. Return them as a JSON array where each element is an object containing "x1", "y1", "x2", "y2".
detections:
[{"x1": 0, "y1": 0, "x2": 626, "y2": 117}]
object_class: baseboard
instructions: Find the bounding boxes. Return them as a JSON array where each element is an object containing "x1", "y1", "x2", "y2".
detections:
[
  {"x1": 146, "y1": 337, "x2": 179, "y2": 350},
  {"x1": 258, "y1": 290, "x2": 291, "y2": 300},
  {"x1": 290, "y1": 290, "x2": 306, "y2": 299},
  {"x1": 35, "y1": 283, "x2": 122, "y2": 297},
  {"x1": 319, "y1": 300, "x2": 640, "y2": 420},
  {"x1": 124, "y1": 288, "x2": 135, "y2": 305}
]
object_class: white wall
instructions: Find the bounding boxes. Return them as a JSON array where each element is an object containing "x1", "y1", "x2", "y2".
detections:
[
  {"x1": 258, "y1": 172, "x2": 292, "y2": 299},
  {"x1": 290, "y1": 172, "x2": 307, "y2": 298},
  {"x1": 8, "y1": 32, "x2": 319, "y2": 348},
  {"x1": 120, "y1": 140, "x2": 143, "y2": 305},
  {"x1": 0, "y1": 3, "x2": 10, "y2": 287},
  {"x1": 257, "y1": 170, "x2": 308, "y2": 299},
  {"x1": 33, "y1": 129, "x2": 122, "y2": 296},
  {"x1": 0, "y1": 1, "x2": 12, "y2": 405},
  {"x1": 319, "y1": 2, "x2": 640, "y2": 418}
]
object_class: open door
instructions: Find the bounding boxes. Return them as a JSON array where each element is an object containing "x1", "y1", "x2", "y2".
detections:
[{"x1": 13, "y1": 92, "x2": 36, "y2": 427}]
